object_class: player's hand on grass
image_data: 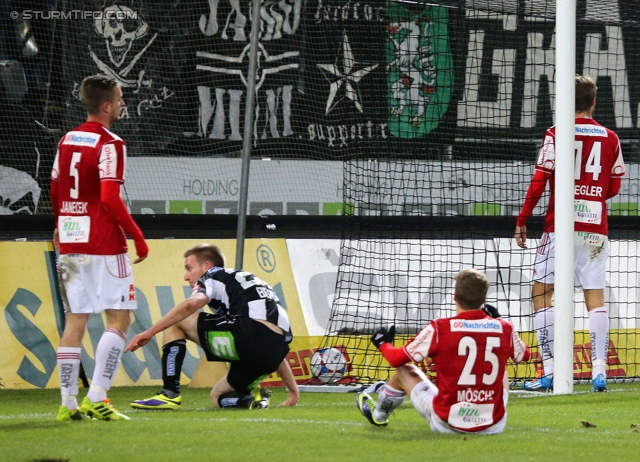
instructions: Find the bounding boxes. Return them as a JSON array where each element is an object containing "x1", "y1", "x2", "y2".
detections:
[
  {"x1": 515, "y1": 225, "x2": 527, "y2": 249},
  {"x1": 125, "y1": 331, "x2": 153, "y2": 353},
  {"x1": 371, "y1": 325, "x2": 395, "y2": 349},
  {"x1": 278, "y1": 390, "x2": 300, "y2": 407}
]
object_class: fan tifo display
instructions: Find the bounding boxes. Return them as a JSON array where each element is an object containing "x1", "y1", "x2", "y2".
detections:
[{"x1": 310, "y1": 348, "x2": 347, "y2": 383}]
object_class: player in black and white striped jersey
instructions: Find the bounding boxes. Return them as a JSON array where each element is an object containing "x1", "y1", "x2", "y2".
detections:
[{"x1": 125, "y1": 243, "x2": 299, "y2": 410}]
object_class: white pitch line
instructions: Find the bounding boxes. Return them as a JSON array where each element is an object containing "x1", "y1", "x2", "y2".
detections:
[
  {"x1": 0, "y1": 412, "x2": 365, "y2": 427},
  {"x1": 510, "y1": 386, "x2": 636, "y2": 398},
  {"x1": 0, "y1": 412, "x2": 56, "y2": 420}
]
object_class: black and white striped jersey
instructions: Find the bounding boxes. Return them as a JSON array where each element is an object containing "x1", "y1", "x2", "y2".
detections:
[{"x1": 193, "y1": 267, "x2": 292, "y2": 342}]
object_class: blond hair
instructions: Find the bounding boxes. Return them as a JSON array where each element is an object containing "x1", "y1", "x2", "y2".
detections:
[
  {"x1": 79, "y1": 75, "x2": 119, "y2": 115},
  {"x1": 575, "y1": 75, "x2": 597, "y2": 113},
  {"x1": 183, "y1": 243, "x2": 226, "y2": 267},
  {"x1": 454, "y1": 268, "x2": 489, "y2": 310}
]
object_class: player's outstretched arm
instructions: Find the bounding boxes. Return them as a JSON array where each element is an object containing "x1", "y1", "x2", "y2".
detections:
[
  {"x1": 276, "y1": 359, "x2": 299, "y2": 407},
  {"x1": 371, "y1": 325, "x2": 395, "y2": 349},
  {"x1": 372, "y1": 325, "x2": 413, "y2": 368},
  {"x1": 125, "y1": 292, "x2": 208, "y2": 353}
]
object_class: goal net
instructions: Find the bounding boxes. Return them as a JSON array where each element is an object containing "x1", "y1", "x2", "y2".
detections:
[
  {"x1": 0, "y1": 0, "x2": 638, "y2": 386},
  {"x1": 314, "y1": 0, "x2": 640, "y2": 386}
]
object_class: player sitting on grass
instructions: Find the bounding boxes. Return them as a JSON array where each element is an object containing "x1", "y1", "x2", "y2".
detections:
[
  {"x1": 356, "y1": 268, "x2": 531, "y2": 435},
  {"x1": 125, "y1": 243, "x2": 299, "y2": 410}
]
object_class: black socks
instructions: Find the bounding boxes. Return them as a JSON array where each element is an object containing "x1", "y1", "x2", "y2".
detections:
[{"x1": 161, "y1": 339, "x2": 186, "y2": 397}]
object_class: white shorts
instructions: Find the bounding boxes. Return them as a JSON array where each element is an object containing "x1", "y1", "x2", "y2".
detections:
[
  {"x1": 410, "y1": 380, "x2": 508, "y2": 435},
  {"x1": 58, "y1": 253, "x2": 137, "y2": 314},
  {"x1": 533, "y1": 232, "x2": 608, "y2": 289}
]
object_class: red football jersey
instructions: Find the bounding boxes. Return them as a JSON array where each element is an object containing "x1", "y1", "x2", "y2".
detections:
[
  {"x1": 403, "y1": 310, "x2": 530, "y2": 432},
  {"x1": 51, "y1": 121, "x2": 128, "y2": 255},
  {"x1": 536, "y1": 117, "x2": 625, "y2": 235}
]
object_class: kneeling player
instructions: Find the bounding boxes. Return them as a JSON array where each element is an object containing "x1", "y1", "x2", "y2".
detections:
[
  {"x1": 356, "y1": 268, "x2": 530, "y2": 434},
  {"x1": 125, "y1": 243, "x2": 299, "y2": 410}
]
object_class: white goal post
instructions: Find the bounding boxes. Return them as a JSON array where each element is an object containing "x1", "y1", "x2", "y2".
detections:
[{"x1": 554, "y1": 0, "x2": 577, "y2": 395}]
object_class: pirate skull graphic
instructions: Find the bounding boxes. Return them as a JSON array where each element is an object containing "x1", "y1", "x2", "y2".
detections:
[{"x1": 94, "y1": 5, "x2": 148, "y2": 68}]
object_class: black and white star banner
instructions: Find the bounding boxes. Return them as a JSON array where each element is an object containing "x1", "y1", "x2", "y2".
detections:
[
  {"x1": 298, "y1": 0, "x2": 458, "y2": 158},
  {"x1": 57, "y1": 0, "x2": 640, "y2": 158}
]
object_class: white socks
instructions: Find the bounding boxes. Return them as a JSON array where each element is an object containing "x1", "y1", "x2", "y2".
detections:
[
  {"x1": 589, "y1": 307, "x2": 609, "y2": 379},
  {"x1": 87, "y1": 328, "x2": 126, "y2": 402},
  {"x1": 534, "y1": 307, "x2": 555, "y2": 377},
  {"x1": 374, "y1": 384, "x2": 406, "y2": 422},
  {"x1": 57, "y1": 346, "x2": 81, "y2": 409},
  {"x1": 535, "y1": 306, "x2": 608, "y2": 380}
]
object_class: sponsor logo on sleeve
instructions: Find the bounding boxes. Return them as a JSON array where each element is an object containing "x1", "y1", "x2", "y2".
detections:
[
  {"x1": 536, "y1": 135, "x2": 555, "y2": 170},
  {"x1": 99, "y1": 143, "x2": 118, "y2": 179},
  {"x1": 405, "y1": 325, "x2": 434, "y2": 361}
]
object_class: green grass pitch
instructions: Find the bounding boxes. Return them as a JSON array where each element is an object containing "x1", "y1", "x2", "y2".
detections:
[{"x1": 1, "y1": 383, "x2": 639, "y2": 461}]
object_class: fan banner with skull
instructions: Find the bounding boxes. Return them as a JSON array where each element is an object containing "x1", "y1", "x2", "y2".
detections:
[{"x1": 63, "y1": 0, "x2": 180, "y2": 155}]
